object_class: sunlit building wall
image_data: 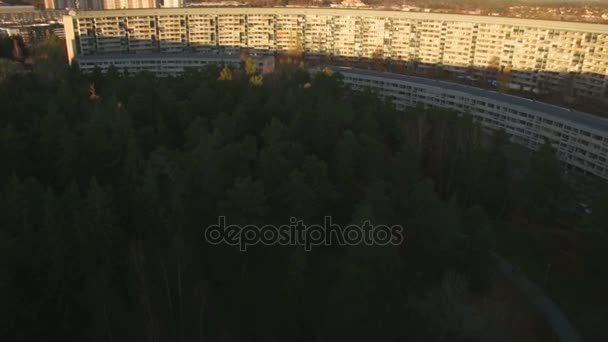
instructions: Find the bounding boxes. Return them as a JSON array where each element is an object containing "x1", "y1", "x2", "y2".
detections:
[
  {"x1": 162, "y1": 0, "x2": 183, "y2": 8},
  {"x1": 64, "y1": 8, "x2": 608, "y2": 98},
  {"x1": 102, "y1": 0, "x2": 156, "y2": 9}
]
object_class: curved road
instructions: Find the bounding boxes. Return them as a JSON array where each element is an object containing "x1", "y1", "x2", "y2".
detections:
[{"x1": 493, "y1": 253, "x2": 582, "y2": 342}]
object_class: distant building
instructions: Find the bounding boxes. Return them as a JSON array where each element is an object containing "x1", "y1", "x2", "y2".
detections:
[
  {"x1": 103, "y1": 0, "x2": 156, "y2": 9},
  {"x1": 76, "y1": 0, "x2": 103, "y2": 10},
  {"x1": 0, "y1": 6, "x2": 66, "y2": 22},
  {"x1": 0, "y1": 26, "x2": 21, "y2": 37},
  {"x1": 44, "y1": 0, "x2": 76, "y2": 9},
  {"x1": 0, "y1": 22, "x2": 64, "y2": 45},
  {"x1": 330, "y1": 0, "x2": 366, "y2": 8},
  {"x1": 52, "y1": 23, "x2": 65, "y2": 39},
  {"x1": 46, "y1": 0, "x2": 154, "y2": 9},
  {"x1": 161, "y1": 0, "x2": 183, "y2": 8}
]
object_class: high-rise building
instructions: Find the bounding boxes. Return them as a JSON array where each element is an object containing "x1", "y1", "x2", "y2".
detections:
[
  {"x1": 76, "y1": 0, "x2": 103, "y2": 10},
  {"x1": 161, "y1": 0, "x2": 183, "y2": 8},
  {"x1": 63, "y1": 8, "x2": 608, "y2": 100},
  {"x1": 62, "y1": 8, "x2": 608, "y2": 180},
  {"x1": 0, "y1": 23, "x2": 64, "y2": 45},
  {"x1": 44, "y1": 0, "x2": 76, "y2": 9},
  {"x1": 102, "y1": 0, "x2": 156, "y2": 9}
]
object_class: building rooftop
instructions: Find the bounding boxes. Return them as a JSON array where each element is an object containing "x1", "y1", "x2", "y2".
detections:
[
  {"x1": 328, "y1": 66, "x2": 608, "y2": 133},
  {"x1": 68, "y1": 7, "x2": 608, "y2": 34}
]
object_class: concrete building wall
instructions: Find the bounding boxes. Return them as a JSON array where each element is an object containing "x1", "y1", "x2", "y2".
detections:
[
  {"x1": 63, "y1": 8, "x2": 608, "y2": 98},
  {"x1": 75, "y1": 53, "x2": 274, "y2": 76},
  {"x1": 326, "y1": 66, "x2": 608, "y2": 180}
]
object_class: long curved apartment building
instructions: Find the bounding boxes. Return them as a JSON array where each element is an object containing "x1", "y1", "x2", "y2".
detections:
[
  {"x1": 62, "y1": 8, "x2": 608, "y2": 179},
  {"x1": 324, "y1": 66, "x2": 608, "y2": 180},
  {"x1": 64, "y1": 8, "x2": 608, "y2": 98}
]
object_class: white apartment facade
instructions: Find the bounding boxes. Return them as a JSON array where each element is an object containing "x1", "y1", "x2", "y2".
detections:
[
  {"x1": 60, "y1": 8, "x2": 608, "y2": 179},
  {"x1": 324, "y1": 66, "x2": 608, "y2": 180},
  {"x1": 63, "y1": 8, "x2": 608, "y2": 99},
  {"x1": 75, "y1": 52, "x2": 274, "y2": 76}
]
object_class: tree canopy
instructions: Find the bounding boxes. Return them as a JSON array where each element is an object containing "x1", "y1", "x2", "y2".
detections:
[{"x1": 0, "y1": 62, "x2": 592, "y2": 341}]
